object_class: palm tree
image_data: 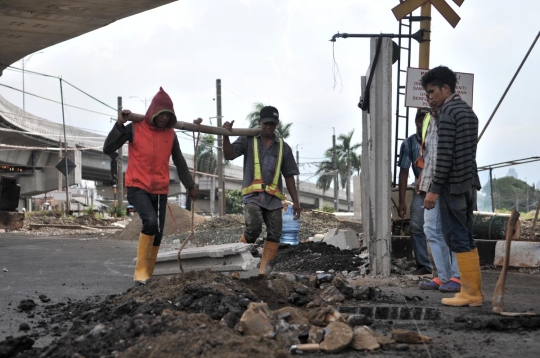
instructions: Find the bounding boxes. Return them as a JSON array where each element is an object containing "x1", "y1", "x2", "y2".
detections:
[
  {"x1": 196, "y1": 134, "x2": 217, "y2": 174},
  {"x1": 336, "y1": 129, "x2": 361, "y2": 211},
  {"x1": 246, "y1": 102, "x2": 293, "y2": 139},
  {"x1": 315, "y1": 129, "x2": 361, "y2": 211}
]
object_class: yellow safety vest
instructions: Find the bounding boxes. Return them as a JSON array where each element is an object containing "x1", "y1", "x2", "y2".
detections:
[
  {"x1": 241, "y1": 137, "x2": 286, "y2": 200},
  {"x1": 422, "y1": 113, "x2": 431, "y2": 142}
]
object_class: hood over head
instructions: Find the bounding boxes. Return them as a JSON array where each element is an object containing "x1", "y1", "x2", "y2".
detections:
[{"x1": 144, "y1": 87, "x2": 177, "y2": 130}]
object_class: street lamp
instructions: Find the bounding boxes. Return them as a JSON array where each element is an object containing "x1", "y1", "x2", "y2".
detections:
[{"x1": 21, "y1": 52, "x2": 44, "y2": 111}]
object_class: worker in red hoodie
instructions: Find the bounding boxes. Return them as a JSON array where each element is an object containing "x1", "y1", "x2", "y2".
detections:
[{"x1": 104, "y1": 87, "x2": 197, "y2": 285}]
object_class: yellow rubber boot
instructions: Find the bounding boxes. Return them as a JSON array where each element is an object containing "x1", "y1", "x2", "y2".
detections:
[
  {"x1": 134, "y1": 233, "x2": 155, "y2": 283},
  {"x1": 147, "y1": 246, "x2": 160, "y2": 277},
  {"x1": 239, "y1": 234, "x2": 247, "y2": 243},
  {"x1": 441, "y1": 250, "x2": 483, "y2": 307},
  {"x1": 259, "y1": 241, "x2": 280, "y2": 275}
]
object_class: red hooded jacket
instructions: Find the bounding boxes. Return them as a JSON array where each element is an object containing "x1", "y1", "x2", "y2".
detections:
[{"x1": 125, "y1": 87, "x2": 178, "y2": 194}]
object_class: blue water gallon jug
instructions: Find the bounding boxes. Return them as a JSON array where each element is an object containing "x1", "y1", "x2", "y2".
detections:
[{"x1": 280, "y1": 204, "x2": 300, "y2": 245}]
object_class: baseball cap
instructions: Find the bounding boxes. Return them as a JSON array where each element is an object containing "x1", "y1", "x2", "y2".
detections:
[
  {"x1": 260, "y1": 106, "x2": 280, "y2": 124},
  {"x1": 415, "y1": 107, "x2": 429, "y2": 120}
]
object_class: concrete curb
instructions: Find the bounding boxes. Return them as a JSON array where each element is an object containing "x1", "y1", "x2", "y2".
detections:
[{"x1": 133, "y1": 243, "x2": 261, "y2": 275}]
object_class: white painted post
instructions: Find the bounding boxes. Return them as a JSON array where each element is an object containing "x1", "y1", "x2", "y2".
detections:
[{"x1": 367, "y1": 37, "x2": 393, "y2": 277}]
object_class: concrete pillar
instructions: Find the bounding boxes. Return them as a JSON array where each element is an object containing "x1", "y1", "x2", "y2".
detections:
[{"x1": 367, "y1": 37, "x2": 393, "y2": 277}]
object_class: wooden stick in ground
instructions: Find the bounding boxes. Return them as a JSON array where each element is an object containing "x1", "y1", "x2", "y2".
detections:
[
  {"x1": 529, "y1": 199, "x2": 540, "y2": 241},
  {"x1": 177, "y1": 122, "x2": 201, "y2": 273},
  {"x1": 492, "y1": 208, "x2": 520, "y2": 314},
  {"x1": 121, "y1": 112, "x2": 261, "y2": 137}
]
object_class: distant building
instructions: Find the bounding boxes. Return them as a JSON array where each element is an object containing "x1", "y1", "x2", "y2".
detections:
[{"x1": 507, "y1": 167, "x2": 518, "y2": 179}]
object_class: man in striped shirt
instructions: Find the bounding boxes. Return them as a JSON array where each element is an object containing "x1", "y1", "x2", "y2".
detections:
[{"x1": 421, "y1": 66, "x2": 482, "y2": 307}]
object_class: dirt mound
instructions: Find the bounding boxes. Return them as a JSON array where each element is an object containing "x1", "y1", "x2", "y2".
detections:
[
  {"x1": 273, "y1": 242, "x2": 364, "y2": 274},
  {"x1": 163, "y1": 211, "x2": 363, "y2": 247},
  {"x1": 115, "y1": 203, "x2": 206, "y2": 241}
]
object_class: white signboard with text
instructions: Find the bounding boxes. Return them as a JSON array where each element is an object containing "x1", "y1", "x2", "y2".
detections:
[{"x1": 405, "y1": 67, "x2": 474, "y2": 108}]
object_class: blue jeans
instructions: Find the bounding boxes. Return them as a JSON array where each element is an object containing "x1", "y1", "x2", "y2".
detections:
[
  {"x1": 424, "y1": 198, "x2": 459, "y2": 282},
  {"x1": 439, "y1": 186, "x2": 477, "y2": 253},
  {"x1": 127, "y1": 187, "x2": 167, "y2": 246},
  {"x1": 410, "y1": 191, "x2": 432, "y2": 270}
]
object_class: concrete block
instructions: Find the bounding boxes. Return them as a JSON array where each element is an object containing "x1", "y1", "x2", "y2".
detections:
[
  {"x1": 313, "y1": 234, "x2": 325, "y2": 242},
  {"x1": 324, "y1": 229, "x2": 360, "y2": 250},
  {"x1": 494, "y1": 241, "x2": 540, "y2": 268},
  {"x1": 133, "y1": 243, "x2": 260, "y2": 275}
]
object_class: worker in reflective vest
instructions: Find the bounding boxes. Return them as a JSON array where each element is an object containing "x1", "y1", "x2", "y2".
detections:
[{"x1": 223, "y1": 106, "x2": 301, "y2": 275}]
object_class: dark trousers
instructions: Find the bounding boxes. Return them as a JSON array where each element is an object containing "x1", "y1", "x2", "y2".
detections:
[
  {"x1": 439, "y1": 185, "x2": 477, "y2": 253},
  {"x1": 127, "y1": 187, "x2": 167, "y2": 246},
  {"x1": 244, "y1": 203, "x2": 282, "y2": 243}
]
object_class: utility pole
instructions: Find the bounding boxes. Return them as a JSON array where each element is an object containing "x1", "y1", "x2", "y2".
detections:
[
  {"x1": 332, "y1": 129, "x2": 338, "y2": 211},
  {"x1": 419, "y1": 3, "x2": 431, "y2": 68},
  {"x1": 117, "y1": 97, "x2": 123, "y2": 210},
  {"x1": 59, "y1": 79, "x2": 70, "y2": 216},
  {"x1": 216, "y1": 79, "x2": 224, "y2": 216}
]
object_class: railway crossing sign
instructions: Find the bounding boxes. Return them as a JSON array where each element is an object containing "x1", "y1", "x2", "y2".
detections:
[
  {"x1": 392, "y1": 0, "x2": 464, "y2": 28},
  {"x1": 56, "y1": 156, "x2": 76, "y2": 177}
]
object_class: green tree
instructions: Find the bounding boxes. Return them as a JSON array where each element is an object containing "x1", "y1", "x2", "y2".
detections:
[
  {"x1": 226, "y1": 189, "x2": 244, "y2": 214},
  {"x1": 246, "y1": 102, "x2": 293, "y2": 139},
  {"x1": 315, "y1": 129, "x2": 361, "y2": 211},
  {"x1": 196, "y1": 134, "x2": 217, "y2": 174},
  {"x1": 483, "y1": 176, "x2": 539, "y2": 212}
]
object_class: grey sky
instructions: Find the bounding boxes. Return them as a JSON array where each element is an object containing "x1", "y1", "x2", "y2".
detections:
[{"x1": 0, "y1": 0, "x2": 539, "y2": 187}]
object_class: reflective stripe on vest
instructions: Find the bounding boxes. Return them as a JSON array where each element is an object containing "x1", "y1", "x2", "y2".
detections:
[
  {"x1": 421, "y1": 113, "x2": 431, "y2": 143},
  {"x1": 419, "y1": 112, "x2": 431, "y2": 156},
  {"x1": 241, "y1": 137, "x2": 285, "y2": 200}
]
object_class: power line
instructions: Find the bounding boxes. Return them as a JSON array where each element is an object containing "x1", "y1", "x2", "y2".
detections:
[
  {"x1": 3, "y1": 64, "x2": 117, "y2": 111},
  {"x1": 0, "y1": 83, "x2": 116, "y2": 117}
]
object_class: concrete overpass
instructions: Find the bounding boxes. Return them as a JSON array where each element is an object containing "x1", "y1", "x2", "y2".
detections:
[
  {"x1": 0, "y1": 0, "x2": 177, "y2": 76},
  {"x1": 0, "y1": 94, "x2": 352, "y2": 212}
]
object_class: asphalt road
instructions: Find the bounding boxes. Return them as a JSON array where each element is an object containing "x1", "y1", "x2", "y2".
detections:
[{"x1": 0, "y1": 235, "x2": 137, "y2": 343}]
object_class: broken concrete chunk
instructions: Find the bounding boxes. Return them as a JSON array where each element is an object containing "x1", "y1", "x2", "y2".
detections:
[
  {"x1": 323, "y1": 229, "x2": 360, "y2": 250},
  {"x1": 308, "y1": 325, "x2": 325, "y2": 344},
  {"x1": 307, "y1": 306, "x2": 344, "y2": 327},
  {"x1": 273, "y1": 307, "x2": 308, "y2": 325},
  {"x1": 332, "y1": 274, "x2": 354, "y2": 297},
  {"x1": 346, "y1": 314, "x2": 374, "y2": 327},
  {"x1": 320, "y1": 321, "x2": 354, "y2": 353},
  {"x1": 351, "y1": 326, "x2": 379, "y2": 351},
  {"x1": 376, "y1": 335, "x2": 396, "y2": 346},
  {"x1": 392, "y1": 328, "x2": 431, "y2": 344},
  {"x1": 235, "y1": 302, "x2": 275, "y2": 337},
  {"x1": 319, "y1": 285, "x2": 345, "y2": 304},
  {"x1": 353, "y1": 286, "x2": 379, "y2": 301}
]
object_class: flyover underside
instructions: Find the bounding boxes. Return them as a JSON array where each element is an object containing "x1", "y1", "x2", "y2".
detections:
[{"x1": 0, "y1": 0, "x2": 176, "y2": 76}]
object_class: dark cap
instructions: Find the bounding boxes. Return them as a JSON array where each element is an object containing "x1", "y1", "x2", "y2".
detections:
[
  {"x1": 415, "y1": 107, "x2": 429, "y2": 120},
  {"x1": 260, "y1": 106, "x2": 279, "y2": 124}
]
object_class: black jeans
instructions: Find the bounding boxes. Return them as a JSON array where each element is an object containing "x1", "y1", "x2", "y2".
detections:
[
  {"x1": 244, "y1": 203, "x2": 282, "y2": 243},
  {"x1": 439, "y1": 185, "x2": 477, "y2": 253},
  {"x1": 127, "y1": 187, "x2": 167, "y2": 246}
]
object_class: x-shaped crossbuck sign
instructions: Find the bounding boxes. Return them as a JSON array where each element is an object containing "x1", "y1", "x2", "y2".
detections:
[{"x1": 392, "y1": 0, "x2": 464, "y2": 28}]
